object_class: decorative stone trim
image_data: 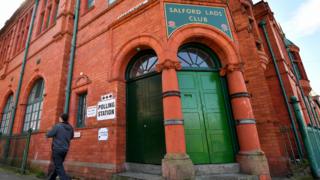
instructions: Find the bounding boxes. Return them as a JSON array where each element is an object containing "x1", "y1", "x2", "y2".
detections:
[
  {"x1": 163, "y1": 90, "x2": 181, "y2": 98},
  {"x1": 156, "y1": 59, "x2": 182, "y2": 72},
  {"x1": 236, "y1": 119, "x2": 256, "y2": 125},
  {"x1": 164, "y1": 119, "x2": 184, "y2": 126},
  {"x1": 230, "y1": 92, "x2": 250, "y2": 99},
  {"x1": 72, "y1": 74, "x2": 92, "y2": 89},
  {"x1": 219, "y1": 63, "x2": 244, "y2": 76}
]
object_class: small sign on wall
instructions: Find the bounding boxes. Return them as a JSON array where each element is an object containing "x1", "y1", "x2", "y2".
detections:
[
  {"x1": 86, "y1": 106, "x2": 97, "y2": 118},
  {"x1": 98, "y1": 128, "x2": 109, "y2": 141},
  {"x1": 74, "y1": 131, "x2": 81, "y2": 138}
]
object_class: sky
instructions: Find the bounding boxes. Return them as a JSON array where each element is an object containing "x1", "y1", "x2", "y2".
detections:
[{"x1": 0, "y1": 0, "x2": 319, "y2": 94}]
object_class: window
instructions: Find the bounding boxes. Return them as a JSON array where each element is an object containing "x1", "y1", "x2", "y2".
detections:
[
  {"x1": 77, "y1": 93, "x2": 87, "y2": 128},
  {"x1": 53, "y1": 0, "x2": 60, "y2": 23},
  {"x1": 109, "y1": 0, "x2": 116, "y2": 5},
  {"x1": 88, "y1": 0, "x2": 94, "y2": 9},
  {"x1": 0, "y1": 94, "x2": 14, "y2": 135},
  {"x1": 289, "y1": 51, "x2": 303, "y2": 80},
  {"x1": 178, "y1": 46, "x2": 216, "y2": 70},
  {"x1": 23, "y1": 79, "x2": 45, "y2": 132},
  {"x1": 45, "y1": 7, "x2": 52, "y2": 29},
  {"x1": 129, "y1": 52, "x2": 158, "y2": 79},
  {"x1": 38, "y1": 12, "x2": 45, "y2": 33},
  {"x1": 38, "y1": 0, "x2": 60, "y2": 34}
]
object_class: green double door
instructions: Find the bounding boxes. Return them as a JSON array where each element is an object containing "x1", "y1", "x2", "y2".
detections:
[
  {"x1": 178, "y1": 71, "x2": 234, "y2": 164},
  {"x1": 126, "y1": 74, "x2": 166, "y2": 164}
]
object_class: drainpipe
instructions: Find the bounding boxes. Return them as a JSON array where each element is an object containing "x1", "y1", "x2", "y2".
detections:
[
  {"x1": 3, "y1": 0, "x2": 40, "y2": 159},
  {"x1": 285, "y1": 37, "x2": 320, "y2": 156},
  {"x1": 63, "y1": 0, "x2": 80, "y2": 114},
  {"x1": 291, "y1": 96, "x2": 320, "y2": 178},
  {"x1": 259, "y1": 20, "x2": 304, "y2": 160},
  {"x1": 4, "y1": 0, "x2": 39, "y2": 159}
]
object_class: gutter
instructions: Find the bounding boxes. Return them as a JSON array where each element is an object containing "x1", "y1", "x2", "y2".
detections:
[
  {"x1": 259, "y1": 20, "x2": 304, "y2": 160},
  {"x1": 64, "y1": 0, "x2": 80, "y2": 114}
]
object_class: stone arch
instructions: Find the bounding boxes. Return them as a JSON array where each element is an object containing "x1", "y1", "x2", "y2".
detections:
[
  {"x1": 21, "y1": 74, "x2": 47, "y2": 105},
  {"x1": 0, "y1": 89, "x2": 14, "y2": 114},
  {"x1": 109, "y1": 34, "x2": 165, "y2": 81},
  {"x1": 18, "y1": 74, "x2": 46, "y2": 132},
  {"x1": 167, "y1": 24, "x2": 241, "y2": 67}
]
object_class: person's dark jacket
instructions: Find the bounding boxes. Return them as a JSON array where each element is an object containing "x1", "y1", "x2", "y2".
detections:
[{"x1": 46, "y1": 122, "x2": 74, "y2": 151}]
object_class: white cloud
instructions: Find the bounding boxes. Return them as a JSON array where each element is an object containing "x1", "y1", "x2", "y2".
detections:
[
  {"x1": 283, "y1": 0, "x2": 320, "y2": 39},
  {"x1": 0, "y1": 0, "x2": 25, "y2": 29}
]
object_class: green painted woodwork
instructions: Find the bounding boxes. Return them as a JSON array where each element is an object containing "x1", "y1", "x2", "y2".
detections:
[
  {"x1": 126, "y1": 74, "x2": 166, "y2": 164},
  {"x1": 291, "y1": 96, "x2": 320, "y2": 178},
  {"x1": 164, "y1": 3, "x2": 233, "y2": 39},
  {"x1": 178, "y1": 71, "x2": 234, "y2": 164}
]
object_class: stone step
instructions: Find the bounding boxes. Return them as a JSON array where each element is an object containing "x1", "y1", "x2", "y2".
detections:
[
  {"x1": 196, "y1": 174, "x2": 259, "y2": 180},
  {"x1": 112, "y1": 172, "x2": 164, "y2": 180},
  {"x1": 124, "y1": 163, "x2": 162, "y2": 175},
  {"x1": 195, "y1": 163, "x2": 240, "y2": 176},
  {"x1": 112, "y1": 172, "x2": 258, "y2": 180}
]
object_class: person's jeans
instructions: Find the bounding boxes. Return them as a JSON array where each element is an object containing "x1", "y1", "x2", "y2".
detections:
[{"x1": 48, "y1": 149, "x2": 70, "y2": 180}]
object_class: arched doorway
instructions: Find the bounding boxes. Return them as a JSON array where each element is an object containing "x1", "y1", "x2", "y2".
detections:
[
  {"x1": 126, "y1": 50, "x2": 166, "y2": 164},
  {"x1": 177, "y1": 44, "x2": 236, "y2": 164}
]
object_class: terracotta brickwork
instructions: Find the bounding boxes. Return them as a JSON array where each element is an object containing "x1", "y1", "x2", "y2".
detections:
[{"x1": 0, "y1": 0, "x2": 319, "y2": 179}]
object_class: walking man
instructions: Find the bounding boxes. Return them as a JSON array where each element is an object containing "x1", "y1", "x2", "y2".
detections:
[{"x1": 47, "y1": 113, "x2": 74, "y2": 180}]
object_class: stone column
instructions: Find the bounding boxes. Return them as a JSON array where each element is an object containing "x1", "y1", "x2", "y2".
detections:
[
  {"x1": 156, "y1": 59, "x2": 195, "y2": 180},
  {"x1": 221, "y1": 63, "x2": 271, "y2": 178}
]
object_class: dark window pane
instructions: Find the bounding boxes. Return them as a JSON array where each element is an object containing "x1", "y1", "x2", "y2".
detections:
[
  {"x1": 129, "y1": 53, "x2": 158, "y2": 79},
  {"x1": 23, "y1": 79, "x2": 45, "y2": 132},
  {"x1": 88, "y1": 0, "x2": 94, "y2": 8},
  {"x1": 0, "y1": 94, "x2": 14, "y2": 135},
  {"x1": 77, "y1": 93, "x2": 87, "y2": 128},
  {"x1": 178, "y1": 47, "x2": 216, "y2": 69}
]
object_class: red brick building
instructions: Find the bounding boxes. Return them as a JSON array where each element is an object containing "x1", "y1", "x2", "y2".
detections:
[{"x1": 0, "y1": 0, "x2": 319, "y2": 179}]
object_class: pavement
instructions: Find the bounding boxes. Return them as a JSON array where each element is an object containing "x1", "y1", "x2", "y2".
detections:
[{"x1": 0, "y1": 166, "x2": 42, "y2": 180}]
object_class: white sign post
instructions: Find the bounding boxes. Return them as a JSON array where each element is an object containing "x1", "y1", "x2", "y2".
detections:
[
  {"x1": 98, "y1": 128, "x2": 108, "y2": 141},
  {"x1": 97, "y1": 98, "x2": 116, "y2": 120}
]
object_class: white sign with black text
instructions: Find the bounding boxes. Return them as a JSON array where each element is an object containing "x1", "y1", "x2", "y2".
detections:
[
  {"x1": 86, "y1": 106, "x2": 97, "y2": 118},
  {"x1": 98, "y1": 128, "x2": 108, "y2": 141},
  {"x1": 97, "y1": 98, "x2": 116, "y2": 120}
]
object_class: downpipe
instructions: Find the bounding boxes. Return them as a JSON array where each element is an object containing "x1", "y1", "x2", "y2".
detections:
[
  {"x1": 259, "y1": 20, "x2": 304, "y2": 160},
  {"x1": 64, "y1": 0, "x2": 80, "y2": 114},
  {"x1": 4, "y1": 0, "x2": 40, "y2": 159}
]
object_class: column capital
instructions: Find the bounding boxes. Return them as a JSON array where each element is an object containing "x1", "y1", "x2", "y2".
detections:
[
  {"x1": 220, "y1": 63, "x2": 244, "y2": 76},
  {"x1": 156, "y1": 59, "x2": 182, "y2": 72}
]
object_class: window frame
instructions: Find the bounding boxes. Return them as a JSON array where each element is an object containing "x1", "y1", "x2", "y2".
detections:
[
  {"x1": 126, "y1": 50, "x2": 159, "y2": 81},
  {"x1": 87, "y1": 0, "x2": 95, "y2": 9},
  {"x1": 177, "y1": 44, "x2": 219, "y2": 72},
  {"x1": 76, "y1": 92, "x2": 87, "y2": 128},
  {"x1": 108, "y1": 0, "x2": 117, "y2": 5},
  {"x1": 0, "y1": 94, "x2": 14, "y2": 135},
  {"x1": 22, "y1": 79, "x2": 45, "y2": 133}
]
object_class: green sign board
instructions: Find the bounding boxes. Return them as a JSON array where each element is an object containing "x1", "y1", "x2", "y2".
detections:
[{"x1": 164, "y1": 3, "x2": 233, "y2": 39}]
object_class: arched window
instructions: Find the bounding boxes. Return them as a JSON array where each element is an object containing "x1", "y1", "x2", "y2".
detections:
[
  {"x1": 178, "y1": 46, "x2": 217, "y2": 70},
  {"x1": 128, "y1": 52, "x2": 158, "y2": 79},
  {"x1": 0, "y1": 94, "x2": 14, "y2": 135},
  {"x1": 23, "y1": 79, "x2": 45, "y2": 132}
]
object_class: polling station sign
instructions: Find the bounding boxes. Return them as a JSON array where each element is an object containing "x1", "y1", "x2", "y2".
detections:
[{"x1": 97, "y1": 98, "x2": 116, "y2": 120}]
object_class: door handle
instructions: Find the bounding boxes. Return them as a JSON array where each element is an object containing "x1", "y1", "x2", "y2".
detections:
[{"x1": 184, "y1": 94, "x2": 192, "y2": 97}]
